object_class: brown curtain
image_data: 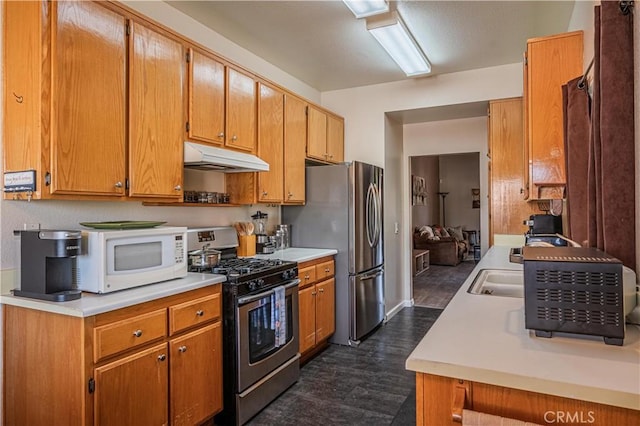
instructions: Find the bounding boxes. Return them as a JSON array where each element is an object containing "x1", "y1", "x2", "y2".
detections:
[{"x1": 564, "y1": 1, "x2": 635, "y2": 269}]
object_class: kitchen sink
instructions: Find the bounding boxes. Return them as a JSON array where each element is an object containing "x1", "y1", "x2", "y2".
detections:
[{"x1": 467, "y1": 269, "x2": 524, "y2": 298}]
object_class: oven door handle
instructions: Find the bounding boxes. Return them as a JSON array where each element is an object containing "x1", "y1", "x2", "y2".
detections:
[{"x1": 236, "y1": 279, "x2": 300, "y2": 305}]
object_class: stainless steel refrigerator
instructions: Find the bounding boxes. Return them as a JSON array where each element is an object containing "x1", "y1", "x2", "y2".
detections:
[{"x1": 282, "y1": 161, "x2": 384, "y2": 345}]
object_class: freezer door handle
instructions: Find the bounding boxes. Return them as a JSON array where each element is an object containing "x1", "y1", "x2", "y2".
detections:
[
  {"x1": 360, "y1": 269, "x2": 383, "y2": 281},
  {"x1": 366, "y1": 183, "x2": 377, "y2": 248}
]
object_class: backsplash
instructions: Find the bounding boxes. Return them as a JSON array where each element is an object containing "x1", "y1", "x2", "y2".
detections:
[{"x1": 0, "y1": 199, "x2": 279, "y2": 273}]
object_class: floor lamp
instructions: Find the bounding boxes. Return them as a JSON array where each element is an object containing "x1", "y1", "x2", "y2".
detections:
[{"x1": 437, "y1": 192, "x2": 449, "y2": 227}]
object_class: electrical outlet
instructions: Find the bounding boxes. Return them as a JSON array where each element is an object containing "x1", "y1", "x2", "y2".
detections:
[{"x1": 23, "y1": 223, "x2": 40, "y2": 231}]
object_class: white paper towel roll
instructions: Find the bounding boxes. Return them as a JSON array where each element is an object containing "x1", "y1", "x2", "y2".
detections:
[{"x1": 462, "y1": 409, "x2": 542, "y2": 426}]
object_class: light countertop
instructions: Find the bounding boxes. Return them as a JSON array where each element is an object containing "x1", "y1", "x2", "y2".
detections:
[
  {"x1": 0, "y1": 273, "x2": 225, "y2": 318},
  {"x1": 254, "y1": 247, "x2": 337, "y2": 263},
  {"x1": 406, "y1": 244, "x2": 640, "y2": 410}
]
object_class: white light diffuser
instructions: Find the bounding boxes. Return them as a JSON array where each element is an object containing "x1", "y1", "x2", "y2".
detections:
[
  {"x1": 367, "y1": 11, "x2": 431, "y2": 76},
  {"x1": 342, "y1": 0, "x2": 389, "y2": 19}
]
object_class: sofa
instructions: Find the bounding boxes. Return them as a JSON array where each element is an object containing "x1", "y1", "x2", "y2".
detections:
[{"x1": 413, "y1": 225, "x2": 469, "y2": 266}]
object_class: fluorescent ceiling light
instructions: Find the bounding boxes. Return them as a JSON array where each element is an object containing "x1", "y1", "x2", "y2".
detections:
[
  {"x1": 343, "y1": 0, "x2": 389, "y2": 19},
  {"x1": 367, "y1": 11, "x2": 431, "y2": 76}
]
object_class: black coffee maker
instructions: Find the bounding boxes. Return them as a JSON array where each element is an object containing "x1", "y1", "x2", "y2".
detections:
[
  {"x1": 14, "y1": 230, "x2": 82, "y2": 301},
  {"x1": 523, "y1": 214, "x2": 566, "y2": 246}
]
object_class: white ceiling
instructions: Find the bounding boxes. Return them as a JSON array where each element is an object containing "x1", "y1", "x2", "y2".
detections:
[{"x1": 165, "y1": 1, "x2": 576, "y2": 122}]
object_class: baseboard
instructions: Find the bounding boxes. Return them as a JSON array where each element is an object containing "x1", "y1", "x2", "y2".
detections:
[{"x1": 385, "y1": 299, "x2": 414, "y2": 322}]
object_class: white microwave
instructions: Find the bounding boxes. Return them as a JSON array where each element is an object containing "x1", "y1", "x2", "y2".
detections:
[{"x1": 77, "y1": 227, "x2": 188, "y2": 293}]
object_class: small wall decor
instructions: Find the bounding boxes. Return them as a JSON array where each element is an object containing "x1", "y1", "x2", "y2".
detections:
[
  {"x1": 412, "y1": 175, "x2": 426, "y2": 206},
  {"x1": 471, "y1": 188, "x2": 480, "y2": 208}
]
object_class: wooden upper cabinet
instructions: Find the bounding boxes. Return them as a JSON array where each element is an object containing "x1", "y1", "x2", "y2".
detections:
[
  {"x1": 524, "y1": 31, "x2": 583, "y2": 200},
  {"x1": 488, "y1": 98, "x2": 538, "y2": 245},
  {"x1": 129, "y1": 21, "x2": 184, "y2": 199},
  {"x1": 51, "y1": 1, "x2": 127, "y2": 196},
  {"x1": 307, "y1": 106, "x2": 328, "y2": 161},
  {"x1": 226, "y1": 67, "x2": 257, "y2": 153},
  {"x1": 257, "y1": 83, "x2": 285, "y2": 203},
  {"x1": 326, "y1": 114, "x2": 344, "y2": 163},
  {"x1": 188, "y1": 48, "x2": 225, "y2": 145},
  {"x1": 307, "y1": 105, "x2": 344, "y2": 164},
  {"x1": 284, "y1": 95, "x2": 307, "y2": 204}
]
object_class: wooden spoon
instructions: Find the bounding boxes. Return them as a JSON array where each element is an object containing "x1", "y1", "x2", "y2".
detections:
[{"x1": 246, "y1": 222, "x2": 254, "y2": 235}]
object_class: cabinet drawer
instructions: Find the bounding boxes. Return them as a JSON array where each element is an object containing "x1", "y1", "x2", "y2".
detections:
[
  {"x1": 94, "y1": 309, "x2": 167, "y2": 362},
  {"x1": 169, "y1": 292, "x2": 221, "y2": 335},
  {"x1": 298, "y1": 265, "x2": 317, "y2": 288},
  {"x1": 315, "y1": 260, "x2": 334, "y2": 280}
]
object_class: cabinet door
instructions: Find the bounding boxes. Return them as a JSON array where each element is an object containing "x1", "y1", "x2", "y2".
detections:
[
  {"x1": 489, "y1": 98, "x2": 538, "y2": 245},
  {"x1": 326, "y1": 114, "x2": 344, "y2": 163},
  {"x1": 188, "y1": 49, "x2": 225, "y2": 145},
  {"x1": 315, "y1": 278, "x2": 335, "y2": 342},
  {"x1": 307, "y1": 106, "x2": 327, "y2": 161},
  {"x1": 94, "y1": 343, "x2": 169, "y2": 426},
  {"x1": 526, "y1": 32, "x2": 583, "y2": 200},
  {"x1": 298, "y1": 285, "x2": 317, "y2": 354},
  {"x1": 284, "y1": 95, "x2": 307, "y2": 203},
  {"x1": 226, "y1": 67, "x2": 256, "y2": 152},
  {"x1": 51, "y1": 0, "x2": 127, "y2": 196},
  {"x1": 170, "y1": 322, "x2": 223, "y2": 425},
  {"x1": 257, "y1": 83, "x2": 284, "y2": 203},
  {"x1": 129, "y1": 21, "x2": 184, "y2": 199}
]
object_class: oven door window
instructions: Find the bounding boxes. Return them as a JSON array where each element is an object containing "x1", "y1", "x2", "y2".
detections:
[{"x1": 246, "y1": 293, "x2": 294, "y2": 364}]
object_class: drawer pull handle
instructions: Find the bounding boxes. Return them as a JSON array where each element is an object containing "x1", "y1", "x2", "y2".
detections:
[
  {"x1": 196, "y1": 310, "x2": 204, "y2": 317},
  {"x1": 325, "y1": 268, "x2": 330, "y2": 273},
  {"x1": 133, "y1": 329, "x2": 143, "y2": 338},
  {"x1": 158, "y1": 354, "x2": 166, "y2": 362},
  {"x1": 178, "y1": 345, "x2": 187, "y2": 353},
  {"x1": 304, "y1": 275, "x2": 310, "y2": 280}
]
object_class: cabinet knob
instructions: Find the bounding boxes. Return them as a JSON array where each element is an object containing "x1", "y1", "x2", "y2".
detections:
[
  {"x1": 157, "y1": 354, "x2": 166, "y2": 362},
  {"x1": 132, "y1": 329, "x2": 143, "y2": 338},
  {"x1": 231, "y1": 135, "x2": 238, "y2": 141},
  {"x1": 319, "y1": 288, "x2": 324, "y2": 293},
  {"x1": 217, "y1": 132, "x2": 224, "y2": 138},
  {"x1": 178, "y1": 345, "x2": 187, "y2": 353},
  {"x1": 114, "y1": 181, "x2": 123, "y2": 188},
  {"x1": 304, "y1": 274, "x2": 310, "y2": 280},
  {"x1": 288, "y1": 192, "x2": 293, "y2": 198},
  {"x1": 262, "y1": 191, "x2": 268, "y2": 196},
  {"x1": 325, "y1": 268, "x2": 330, "y2": 273},
  {"x1": 174, "y1": 185, "x2": 182, "y2": 191},
  {"x1": 311, "y1": 291, "x2": 317, "y2": 296},
  {"x1": 329, "y1": 155, "x2": 334, "y2": 159},
  {"x1": 196, "y1": 310, "x2": 204, "y2": 317}
]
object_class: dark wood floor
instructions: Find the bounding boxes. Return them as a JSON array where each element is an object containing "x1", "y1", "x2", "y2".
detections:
[
  {"x1": 412, "y1": 261, "x2": 476, "y2": 309},
  {"x1": 246, "y1": 306, "x2": 443, "y2": 425}
]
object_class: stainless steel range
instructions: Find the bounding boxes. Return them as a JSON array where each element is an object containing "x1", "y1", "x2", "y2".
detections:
[{"x1": 187, "y1": 227, "x2": 300, "y2": 426}]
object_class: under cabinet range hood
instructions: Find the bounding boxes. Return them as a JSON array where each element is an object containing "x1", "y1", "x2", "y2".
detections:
[{"x1": 183, "y1": 142, "x2": 269, "y2": 172}]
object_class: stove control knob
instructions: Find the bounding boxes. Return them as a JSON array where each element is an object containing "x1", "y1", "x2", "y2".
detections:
[
  {"x1": 256, "y1": 278, "x2": 265, "y2": 288},
  {"x1": 282, "y1": 269, "x2": 294, "y2": 280},
  {"x1": 248, "y1": 281, "x2": 258, "y2": 292}
]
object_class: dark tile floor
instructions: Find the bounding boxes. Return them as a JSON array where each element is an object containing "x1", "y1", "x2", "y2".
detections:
[
  {"x1": 246, "y1": 307, "x2": 442, "y2": 426},
  {"x1": 412, "y1": 261, "x2": 476, "y2": 309}
]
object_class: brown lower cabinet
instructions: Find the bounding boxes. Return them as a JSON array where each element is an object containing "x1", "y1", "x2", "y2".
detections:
[
  {"x1": 298, "y1": 256, "x2": 336, "y2": 360},
  {"x1": 416, "y1": 373, "x2": 640, "y2": 426},
  {"x1": 3, "y1": 284, "x2": 223, "y2": 425}
]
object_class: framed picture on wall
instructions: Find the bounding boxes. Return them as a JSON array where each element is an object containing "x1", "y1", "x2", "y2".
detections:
[
  {"x1": 412, "y1": 175, "x2": 426, "y2": 206},
  {"x1": 471, "y1": 188, "x2": 480, "y2": 208}
]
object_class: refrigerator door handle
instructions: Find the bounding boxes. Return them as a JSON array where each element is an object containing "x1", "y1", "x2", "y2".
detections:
[
  {"x1": 365, "y1": 183, "x2": 376, "y2": 247},
  {"x1": 360, "y1": 269, "x2": 383, "y2": 281},
  {"x1": 369, "y1": 183, "x2": 381, "y2": 248}
]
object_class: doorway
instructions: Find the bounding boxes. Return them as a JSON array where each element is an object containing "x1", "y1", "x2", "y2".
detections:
[{"x1": 410, "y1": 152, "x2": 480, "y2": 308}]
